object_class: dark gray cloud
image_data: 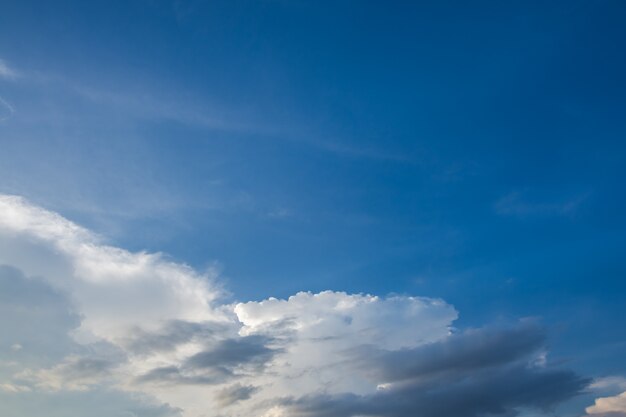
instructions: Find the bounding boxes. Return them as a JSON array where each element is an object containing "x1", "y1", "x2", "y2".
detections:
[
  {"x1": 277, "y1": 322, "x2": 589, "y2": 417},
  {"x1": 186, "y1": 335, "x2": 278, "y2": 371},
  {"x1": 353, "y1": 321, "x2": 546, "y2": 384},
  {"x1": 138, "y1": 335, "x2": 281, "y2": 385},
  {"x1": 215, "y1": 383, "x2": 260, "y2": 407}
]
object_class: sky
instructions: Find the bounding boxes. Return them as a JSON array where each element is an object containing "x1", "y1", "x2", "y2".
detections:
[{"x1": 0, "y1": 1, "x2": 625, "y2": 416}]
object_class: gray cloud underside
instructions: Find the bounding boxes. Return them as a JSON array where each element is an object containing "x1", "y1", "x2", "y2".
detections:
[
  {"x1": 122, "y1": 320, "x2": 226, "y2": 356},
  {"x1": 215, "y1": 383, "x2": 260, "y2": 407},
  {"x1": 278, "y1": 323, "x2": 589, "y2": 417},
  {"x1": 138, "y1": 335, "x2": 281, "y2": 385},
  {"x1": 352, "y1": 322, "x2": 547, "y2": 383}
]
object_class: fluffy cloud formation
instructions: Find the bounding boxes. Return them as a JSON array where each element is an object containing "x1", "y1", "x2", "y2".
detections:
[
  {"x1": 586, "y1": 391, "x2": 626, "y2": 417},
  {"x1": 0, "y1": 194, "x2": 223, "y2": 342},
  {"x1": 0, "y1": 195, "x2": 590, "y2": 417},
  {"x1": 270, "y1": 323, "x2": 588, "y2": 417}
]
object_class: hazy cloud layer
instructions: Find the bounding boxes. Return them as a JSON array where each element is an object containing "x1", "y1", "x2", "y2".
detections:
[{"x1": 0, "y1": 194, "x2": 591, "y2": 417}]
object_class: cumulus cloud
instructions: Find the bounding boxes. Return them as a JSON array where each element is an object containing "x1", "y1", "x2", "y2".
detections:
[
  {"x1": 0, "y1": 265, "x2": 81, "y2": 366},
  {"x1": 586, "y1": 391, "x2": 626, "y2": 417},
  {"x1": 0, "y1": 194, "x2": 224, "y2": 343},
  {"x1": 0, "y1": 263, "x2": 179, "y2": 416},
  {"x1": 271, "y1": 322, "x2": 588, "y2": 417},
  {"x1": 0, "y1": 194, "x2": 590, "y2": 417}
]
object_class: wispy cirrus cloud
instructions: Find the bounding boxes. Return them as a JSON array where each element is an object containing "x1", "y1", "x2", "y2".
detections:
[
  {"x1": 494, "y1": 190, "x2": 590, "y2": 218},
  {"x1": 591, "y1": 377, "x2": 626, "y2": 391},
  {"x1": 0, "y1": 59, "x2": 18, "y2": 80}
]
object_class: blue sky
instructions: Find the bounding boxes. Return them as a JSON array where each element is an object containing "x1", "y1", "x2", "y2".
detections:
[{"x1": 1, "y1": 1, "x2": 625, "y2": 417}]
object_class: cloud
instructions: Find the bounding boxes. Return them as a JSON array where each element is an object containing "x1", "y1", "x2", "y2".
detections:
[
  {"x1": 16, "y1": 341, "x2": 127, "y2": 392},
  {"x1": 0, "y1": 96, "x2": 14, "y2": 122},
  {"x1": 276, "y1": 366, "x2": 586, "y2": 417},
  {"x1": 494, "y1": 190, "x2": 589, "y2": 218},
  {"x1": 350, "y1": 321, "x2": 547, "y2": 384},
  {"x1": 272, "y1": 323, "x2": 588, "y2": 417},
  {"x1": 0, "y1": 59, "x2": 18, "y2": 80},
  {"x1": 0, "y1": 388, "x2": 183, "y2": 417},
  {"x1": 0, "y1": 264, "x2": 180, "y2": 416},
  {"x1": 122, "y1": 320, "x2": 222, "y2": 356},
  {"x1": 215, "y1": 383, "x2": 260, "y2": 407},
  {"x1": 235, "y1": 290, "x2": 456, "y2": 350},
  {"x1": 586, "y1": 391, "x2": 626, "y2": 417},
  {"x1": 0, "y1": 265, "x2": 80, "y2": 366},
  {"x1": 137, "y1": 335, "x2": 281, "y2": 386},
  {"x1": 185, "y1": 336, "x2": 279, "y2": 373},
  {"x1": 0, "y1": 194, "x2": 224, "y2": 344},
  {"x1": 0, "y1": 194, "x2": 590, "y2": 417},
  {"x1": 590, "y1": 377, "x2": 626, "y2": 391}
]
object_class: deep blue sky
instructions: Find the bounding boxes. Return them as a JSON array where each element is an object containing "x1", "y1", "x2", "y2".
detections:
[{"x1": 1, "y1": 0, "x2": 625, "y2": 381}]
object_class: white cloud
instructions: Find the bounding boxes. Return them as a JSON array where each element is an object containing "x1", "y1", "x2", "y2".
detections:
[
  {"x1": 0, "y1": 194, "x2": 588, "y2": 417},
  {"x1": 586, "y1": 391, "x2": 626, "y2": 416},
  {"x1": 591, "y1": 376, "x2": 626, "y2": 391},
  {"x1": 233, "y1": 291, "x2": 456, "y2": 398},
  {"x1": 0, "y1": 194, "x2": 224, "y2": 343}
]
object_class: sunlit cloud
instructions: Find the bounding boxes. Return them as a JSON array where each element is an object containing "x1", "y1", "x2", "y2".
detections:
[{"x1": 0, "y1": 195, "x2": 590, "y2": 417}]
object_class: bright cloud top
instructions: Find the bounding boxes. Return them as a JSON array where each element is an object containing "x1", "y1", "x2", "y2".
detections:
[
  {"x1": 586, "y1": 391, "x2": 626, "y2": 417},
  {"x1": 0, "y1": 195, "x2": 589, "y2": 417}
]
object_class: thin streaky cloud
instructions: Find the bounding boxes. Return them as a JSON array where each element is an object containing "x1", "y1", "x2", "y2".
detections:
[
  {"x1": 0, "y1": 96, "x2": 15, "y2": 122},
  {"x1": 0, "y1": 59, "x2": 19, "y2": 80},
  {"x1": 494, "y1": 190, "x2": 590, "y2": 218}
]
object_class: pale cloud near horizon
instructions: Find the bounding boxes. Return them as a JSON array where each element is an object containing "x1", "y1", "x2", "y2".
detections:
[{"x1": 0, "y1": 194, "x2": 591, "y2": 417}]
